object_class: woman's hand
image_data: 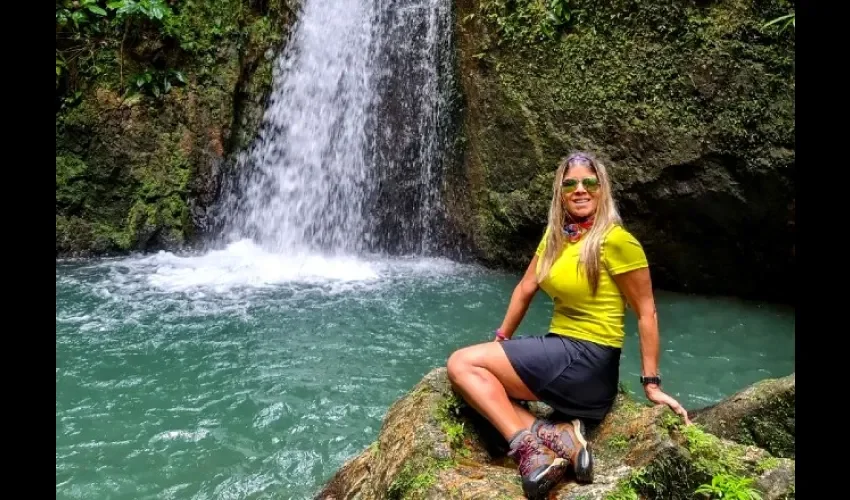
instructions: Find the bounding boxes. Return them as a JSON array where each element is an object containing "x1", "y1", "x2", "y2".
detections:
[{"x1": 644, "y1": 384, "x2": 691, "y2": 425}]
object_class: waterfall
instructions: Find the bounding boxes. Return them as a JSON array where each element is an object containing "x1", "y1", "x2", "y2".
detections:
[{"x1": 217, "y1": 0, "x2": 455, "y2": 258}]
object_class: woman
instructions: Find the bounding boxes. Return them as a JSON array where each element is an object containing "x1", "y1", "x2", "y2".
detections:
[{"x1": 446, "y1": 152, "x2": 690, "y2": 499}]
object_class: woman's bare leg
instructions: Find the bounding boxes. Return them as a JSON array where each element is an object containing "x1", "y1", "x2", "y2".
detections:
[{"x1": 447, "y1": 342, "x2": 540, "y2": 440}]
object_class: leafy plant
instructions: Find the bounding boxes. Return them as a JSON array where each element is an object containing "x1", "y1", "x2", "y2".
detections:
[
  {"x1": 56, "y1": 0, "x2": 108, "y2": 29},
  {"x1": 108, "y1": 0, "x2": 171, "y2": 21},
  {"x1": 434, "y1": 395, "x2": 468, "y2": 452},
  {"x1": 479, "y1": 0, "x2": 580, "y2": 44},
  {"x1": 763, "y1": 12, "x2": 795, "y2": 32},
  {"x1": 694, "y1": 474, "x2": 763, "y2": 500},
  {"x1": 131, "y1": 68, "x2": 187, "y2": 97},
  {"x1": 56, "y1": 0, "x2": 180, "y2": 98},
  {"x1": 56, "y1": 56, "x2": 66, "y2": 87},
  {"x1": 548, "y1": 0, "x2": 571, "y2": 26}
]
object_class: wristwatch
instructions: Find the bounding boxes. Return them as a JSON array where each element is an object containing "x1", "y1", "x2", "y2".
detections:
[{"x1": 640, "y1": 375, "x2": 661, "y2": 386}]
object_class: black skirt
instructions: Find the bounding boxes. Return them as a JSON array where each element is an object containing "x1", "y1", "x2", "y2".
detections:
[{"x1": 501, "y1": 333, "x2": 621, "y2": 423}]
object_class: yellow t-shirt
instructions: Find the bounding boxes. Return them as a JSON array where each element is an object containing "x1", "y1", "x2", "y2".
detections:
[{"x1": 534, "y1": 224, "x2": 648, "y2": 348}]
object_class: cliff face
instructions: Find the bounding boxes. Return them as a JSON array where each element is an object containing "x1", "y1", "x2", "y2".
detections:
[
  {"x1": 55, "y1": 0, "x2": 295, "y2": 257},
  {"x1": 316, "y1": 368, "x2": 795, "y2": 499},
  {"x1": 445, "y1": 0, "x2": 795, "y2": 302}
]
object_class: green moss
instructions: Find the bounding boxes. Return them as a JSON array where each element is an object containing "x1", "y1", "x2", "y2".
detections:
[
  {"x1": 56, "y1": 143, "x2": 135, "y2": 254},
  {"x1": 433, "y1": 393, "x2": 473, "y2": 456},
  {"x1": 681, "y1": 424, "x2": 748, "y2": 477},
  {"x1": 56, "y1": 0, "x2": 294, "y2": 257},
  {"x1": 659, "y1": 410, "x2": 682, "y2": 432},
  {"x1": 57, "y1": 100, "x2": 197, "y2": 254},
  {"x1": 454, "y1": 0, "x2": 795, "y2": 299},
  {"x1": 606, "y1": 419, "x2": 774, "y2": 500},
  {"x1": 606, "y1": 469, "x2": 646, "y2": 500},
  {"x1": 608, "y1": 434, "x2": 629, "y2": 451},
  {"x1": 56, "y1": 215, "x2": 125, "y2": 255},
  {"x1": 387, "y1": 456, "x2": 455, "y2": 500},
  {"x1": 602, "y1": 410, "x2": 794, "y2": 500},
  {"x1": 615, "y1": 393, "x2": 649, "y2": 419},
  {"x1": 632, "y1": 449, "x2": 704, "y2": 499},
  {"x1": 736, "y1": 384, "x2": 795, "y2": 458},
  {"x1": 56, "y1": 155, "x2": 90, "y2": 212},
  {"x1": 756, "y1": 456, "x2": 780, "y2": 473}
]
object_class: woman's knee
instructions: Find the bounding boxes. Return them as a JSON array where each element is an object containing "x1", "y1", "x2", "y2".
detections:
[
  {"x1": 446, "y1": 348, "x2": 470, "y2": 383},
  {"x1": 447, "y1": 343, "x2": 487, "y2": 380},
  {"x1": 447, "y1": 343, "x2": 499, "y2": 381}
]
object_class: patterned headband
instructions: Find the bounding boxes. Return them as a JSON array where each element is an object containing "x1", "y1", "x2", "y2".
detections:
[{"x1": 567, "y1": 152, "x2": 592, "y2": 164}]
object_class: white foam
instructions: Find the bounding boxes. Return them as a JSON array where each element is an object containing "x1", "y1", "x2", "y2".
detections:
[
  {"x1": 149, "y1": 429, "x2": 211, "y2": 443},
  {"x1": 104, "y1": 239, "x2": 382, "y2": 293},
  {"x1": 56, "y1": 241, "x2": 485, "y2": 337}
]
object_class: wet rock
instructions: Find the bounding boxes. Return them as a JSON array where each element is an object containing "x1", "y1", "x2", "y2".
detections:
[
  {"x1": 691, "y1": 373, "x2": 795, "y2": 459},
  {"x1": 447, "y1": 0, "x2": 796, "y2": 302},
  {"x1": 316, "y1": 368, "x2": 795, "y2": 499}
]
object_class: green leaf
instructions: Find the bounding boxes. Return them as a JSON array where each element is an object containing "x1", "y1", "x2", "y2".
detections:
[
  {"x1": 117, "y1": 3, "x2": 139, "y2": 16},
  {"x1": 87, "y1": 5, "x2": 108, "y2": 15},
  {"x1": 71, "y1": 10, "x2": 87, "y2": 26},
  {"x1": 148, "y1": 5, "x2": 167, "y2": 20},
  {"x1": 763, "y1": 12, "x2": 794, "y2": 28},
  {"x1": 107, "y1": 0, "x2": 125, "y2": 9}
]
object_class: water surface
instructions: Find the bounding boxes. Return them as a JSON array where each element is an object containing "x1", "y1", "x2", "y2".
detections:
[{"x1": 56, "y1": 243, "x2": 794, "y2": 499}]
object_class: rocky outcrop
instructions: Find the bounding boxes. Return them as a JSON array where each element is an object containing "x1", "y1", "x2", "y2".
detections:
[
  {"x1": 447, "y1": 0, "x2": 795, "y2": 302},
  {"x1": 316, "y1": 368, "x2": 795, "y2": 499},
  {"x1": 55, "y1": 0, "x2": 296, "y2": 257},
  {"x1": 691, "y1": 373, "x2": 795, "y2": 459}
]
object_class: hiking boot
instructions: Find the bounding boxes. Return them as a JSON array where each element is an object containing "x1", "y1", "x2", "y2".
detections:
[
  {"x1": 507, "y1": 430, "x2": 568, "y2": 499},
  {"x1": 532, "y1": 418, "x2": 593, "y2": 484}
]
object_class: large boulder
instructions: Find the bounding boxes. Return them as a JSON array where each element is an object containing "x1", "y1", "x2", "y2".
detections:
[
  {"x1": 316, "y1": 368, "x2": 795, "y2": 499},
  {"x1": 445, "y1": 0, "x2": 795, "y2": 302},
  {"x1": 691, "y1": 373, "x2": 795, "y2": 459}
]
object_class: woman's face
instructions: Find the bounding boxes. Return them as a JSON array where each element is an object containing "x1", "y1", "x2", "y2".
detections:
[{"x1": 561, "y1": 164, "x2": 600, "y2": 219}]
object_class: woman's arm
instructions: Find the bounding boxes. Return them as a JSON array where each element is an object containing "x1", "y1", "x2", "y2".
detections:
[
  {"x1": 496, "y1": 255, "x2": 540, "y2": 340},
  {"x1": 613, "y1": 267, "x2": 691, "y2": 424},
  {"x1": 612, "y1": 267, "x2": 659, "y2": 379}
]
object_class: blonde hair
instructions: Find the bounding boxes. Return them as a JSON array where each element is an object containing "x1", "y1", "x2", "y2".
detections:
[{"x1": 536, "y1": 151, "x2": 622, "y2": 295}]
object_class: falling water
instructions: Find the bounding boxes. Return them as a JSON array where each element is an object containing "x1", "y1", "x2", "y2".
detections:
[{"x1": 217, "y1": 0, "x2": 455, "y2": 258}]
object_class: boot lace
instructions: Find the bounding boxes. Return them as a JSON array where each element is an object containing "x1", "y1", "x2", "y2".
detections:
[
  {"x1": 513, "y1": 434, "x2": 544, "y2": 477},
  {"x1": 537, "y1": 423, "x2": 575, "y2": 460}
]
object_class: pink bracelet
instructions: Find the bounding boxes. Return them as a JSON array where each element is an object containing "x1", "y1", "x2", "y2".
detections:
[{"x1": 495, "y1": 330, "x2": 508, "y2": 341}]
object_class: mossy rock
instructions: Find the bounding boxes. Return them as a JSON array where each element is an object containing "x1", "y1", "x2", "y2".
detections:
[
  {"x1": 316, "y1": 368, "x2": 795, "y2": 499},
  {"x1": 449, "y1": 0, "x2": 795, "y2": 301},
  {"x1": 55, "y1": 0, "x2": 296, "y2": 257},
  {"x1": 691, "y1": 373, "x2": 795, "y2": 459}
]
